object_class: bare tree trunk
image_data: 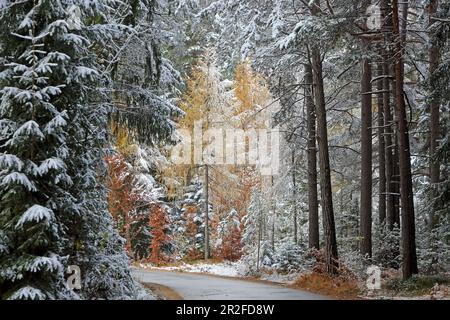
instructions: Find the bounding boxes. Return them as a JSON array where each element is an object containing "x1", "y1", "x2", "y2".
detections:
[
  {"x1": 393, "y1": 137, "x2": 401, "y2": 227},
  {"x1": 292, "y1": 150, "x2": 298, "y2": 244},
  {"x1": 391, "y1": 60, "x2": 401, "y2": 229},
  {"x1": 392, "y1": 0, "x2": 418, "y2": 279},
  {"x1": 256, "y1": 209, "x2": 262, "y2": 271},
  {"x1": 384, "y1": 85, "x2": 396, "y2": 229},
  {"x1": 400, "y1": 0, "x2": 409, "y2": 44},
  {"x1": 271, "y1": 216, "x2": 275, "y2": 252},
  {"x1": 381, "y1": 0, "x2": 400, "y2": 270},
  {"x1": 271, "y1": 176, "x2": 275, "y2": 251},
  {"x1": 360, "y1": 52, "x2": 373, "y2": 258},
  {"x1": 305, "y1": 62, "x2": 320, "y2": 250},
  {"x1": 311, "y1": 46, "x2": 339, "y2": 275},
  {"x1": 381, "y1": 0, "x2": 396, "y2": 230},
  {"x1": 428, "y1": 0, "x2": 440, "y2": 229},
  {"x1": 204, "y1": 165, "x2": 210, "y2": 259},
  {"x1": 377, "y1": 63, "x2": 386, "y2": 224}
]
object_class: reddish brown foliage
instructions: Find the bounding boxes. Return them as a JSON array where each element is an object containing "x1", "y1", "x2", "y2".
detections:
[
  {"x1": 294, "y1": 272, "x2": 360, "y2": 299},
  {"x1": 294, "y1": 249, "x2": 359, "y2": 298},
  {"x1": 148, "y1": 205, "x2": 170, "y2": 265},
  {"x1": 308, "y1": 249, "x2": 355, "y2": 279},
  {"x1": 105, "y1": 154, "x2": 137, "y2": 255},
  {"x1": 217, "y1": 225, "x2": 243, "y2": 261},
  {"x1": 185, "y1": 205, "x2": 203, "y2": 260},
  {"x1": 210, "y1": 167, "x2": 258, "y2": 261}
]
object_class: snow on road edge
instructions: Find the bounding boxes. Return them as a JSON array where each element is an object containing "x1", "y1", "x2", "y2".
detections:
[{"x1": 138, "y1": 261, "x2": 300, "y2": 285}]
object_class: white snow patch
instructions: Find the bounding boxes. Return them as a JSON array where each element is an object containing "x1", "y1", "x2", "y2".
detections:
[
  {"x1": 16, "y1": 205, "x2": 55, "y2": 228},
  {"x1": 0, "y1": 154, "x2": 24, "y2": 170},
  {"x1": 74, "y1": 66, "x2": 98, "y2": 79},
  {"x1": 13, "y1": 120, "x2": 45, "y2": 140},
  {"x1": 8, "y1": 286, "x2": 45, "y2": 300},
  {"x1": 27, "y1": 255, "x2": 62, "y2": 273},
  {"x1": 38, "y1": 157, "x2": 66, "y2": 175},
  {"x1": 259, "y1": 272, "x2": 300, "y2": 285},
  {"x1": 142, "y1": 261, "x2": 245, "y2": 277},
  {"x1": 1, "y1": 172, "x2": 37, "y2": 192}
]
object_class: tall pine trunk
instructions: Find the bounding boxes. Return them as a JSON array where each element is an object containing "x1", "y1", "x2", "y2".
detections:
[
  {"x1": 204, "y1": 165, "x2": 210, "y2": 259},
  {"x1": 271, "y1": 176, "x2": 276, "y2": 251},
  {"x1": 305, "y1": 63, "x2": 320, "y2": 250},
  {"x1": 391, "y1": 0, "x2": 418, "y2": 279},
  {"x1": 381, "y1": 0, "x2": 396, "y2": 230},
  {"x1": 428, "y1": 0, "x2": 440, "y2": 229},
  {"x1": 360, "y1": 53, "x2": 373, "y2": 258},
  {"x1": 292, "y1": 150, "x2": 298, "y2": 244},
  {"x1": 377, "y1": 63, "x2": 387, "y2": 224},
  {"x1": 311, "y1": 47, "x2": 339, "y2": 275},
  {"x1": 393, "y1": 138, "x2": 401, "y2": 227}
]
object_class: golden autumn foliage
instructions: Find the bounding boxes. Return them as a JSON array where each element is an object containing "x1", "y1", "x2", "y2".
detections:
[
  {"x1": 233, "y1": 60, "x2": 271, "y2": 129},
  {"x1": 210, "y1": 61, "x2": 272, "y2": 260},
  {"x1": 161, "y1": 57, "x2": 277, "y2": 261},
  {"x1": 107, "y1": 56, "x2": 278, "y2": 263},
  {"x1": 162, "y1": 58, "x2": 217, "y2": 198},
  {"x1": 178, "y1": 61, "x2": 210, "y2": 129},
  {"x1": 110, "y1": 120, "x2": 138, "y2": 156}
]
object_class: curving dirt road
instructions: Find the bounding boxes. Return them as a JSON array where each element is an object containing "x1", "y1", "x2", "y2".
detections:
[{"x1": 132, "y1": 268, "x2": 329, "y2": 300}]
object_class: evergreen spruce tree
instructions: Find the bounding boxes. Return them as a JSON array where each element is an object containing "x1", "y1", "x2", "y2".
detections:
[
  {"x1": 0, "y1": 0, "x2": 80, "y2": 300},
  {"x1": 165, "y1": 176, "x2": 206, "y2": 261},
  {"x1": 0, "y1": 0, "x2": 139, "y2": 299}
]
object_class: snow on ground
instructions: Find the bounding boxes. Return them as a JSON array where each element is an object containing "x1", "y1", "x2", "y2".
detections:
[
  {"x1": 138, "y1": 261, "x2": 302, "y2": 285},
  {"x1": 365, "y1": 283, "x2": 450, "y2": 300},
  {"x1": 139, "y1": 261, "x2": 244, "y2": 277},
  {"x1": 259, "y1": 272, "x2": 300, "y2": 285}
]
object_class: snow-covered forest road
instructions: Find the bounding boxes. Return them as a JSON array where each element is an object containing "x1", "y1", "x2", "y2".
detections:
[{"x1": 132, "y1": 269, "x2": 329, "y2": 300}]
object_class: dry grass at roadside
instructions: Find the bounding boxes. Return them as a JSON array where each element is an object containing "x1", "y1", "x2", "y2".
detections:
[{"x1": 293, "y1": 272, "x2": 361, "y2": 299}]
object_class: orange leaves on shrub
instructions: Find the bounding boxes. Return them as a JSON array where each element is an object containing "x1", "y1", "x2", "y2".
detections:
[
  {"x1": 148, "y1": 205, "x2": 170, "y2": 265},
  {"x1": 294, "y1": 249, "x2": 360, "y2": 299},
  {"x1": 185, "y1": 205, "x2": 203, "y2": 260},
  {"x1": 308, "y1": 249, "x2": 355, "y2": 279},
  {"x1": 294, "y1": 272, "x2": 360, "y2": 299},
  {"x1": 105, "y1": 153, "x2": 137, "y2": 255},
  {"x1": 217, "y1": 225, "x2": 243, "y2": 261}
]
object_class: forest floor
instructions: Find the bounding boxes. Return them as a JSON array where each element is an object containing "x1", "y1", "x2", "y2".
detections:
[{"x1": 135, "y1": 261, "x2": 450, "y2": 300}]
